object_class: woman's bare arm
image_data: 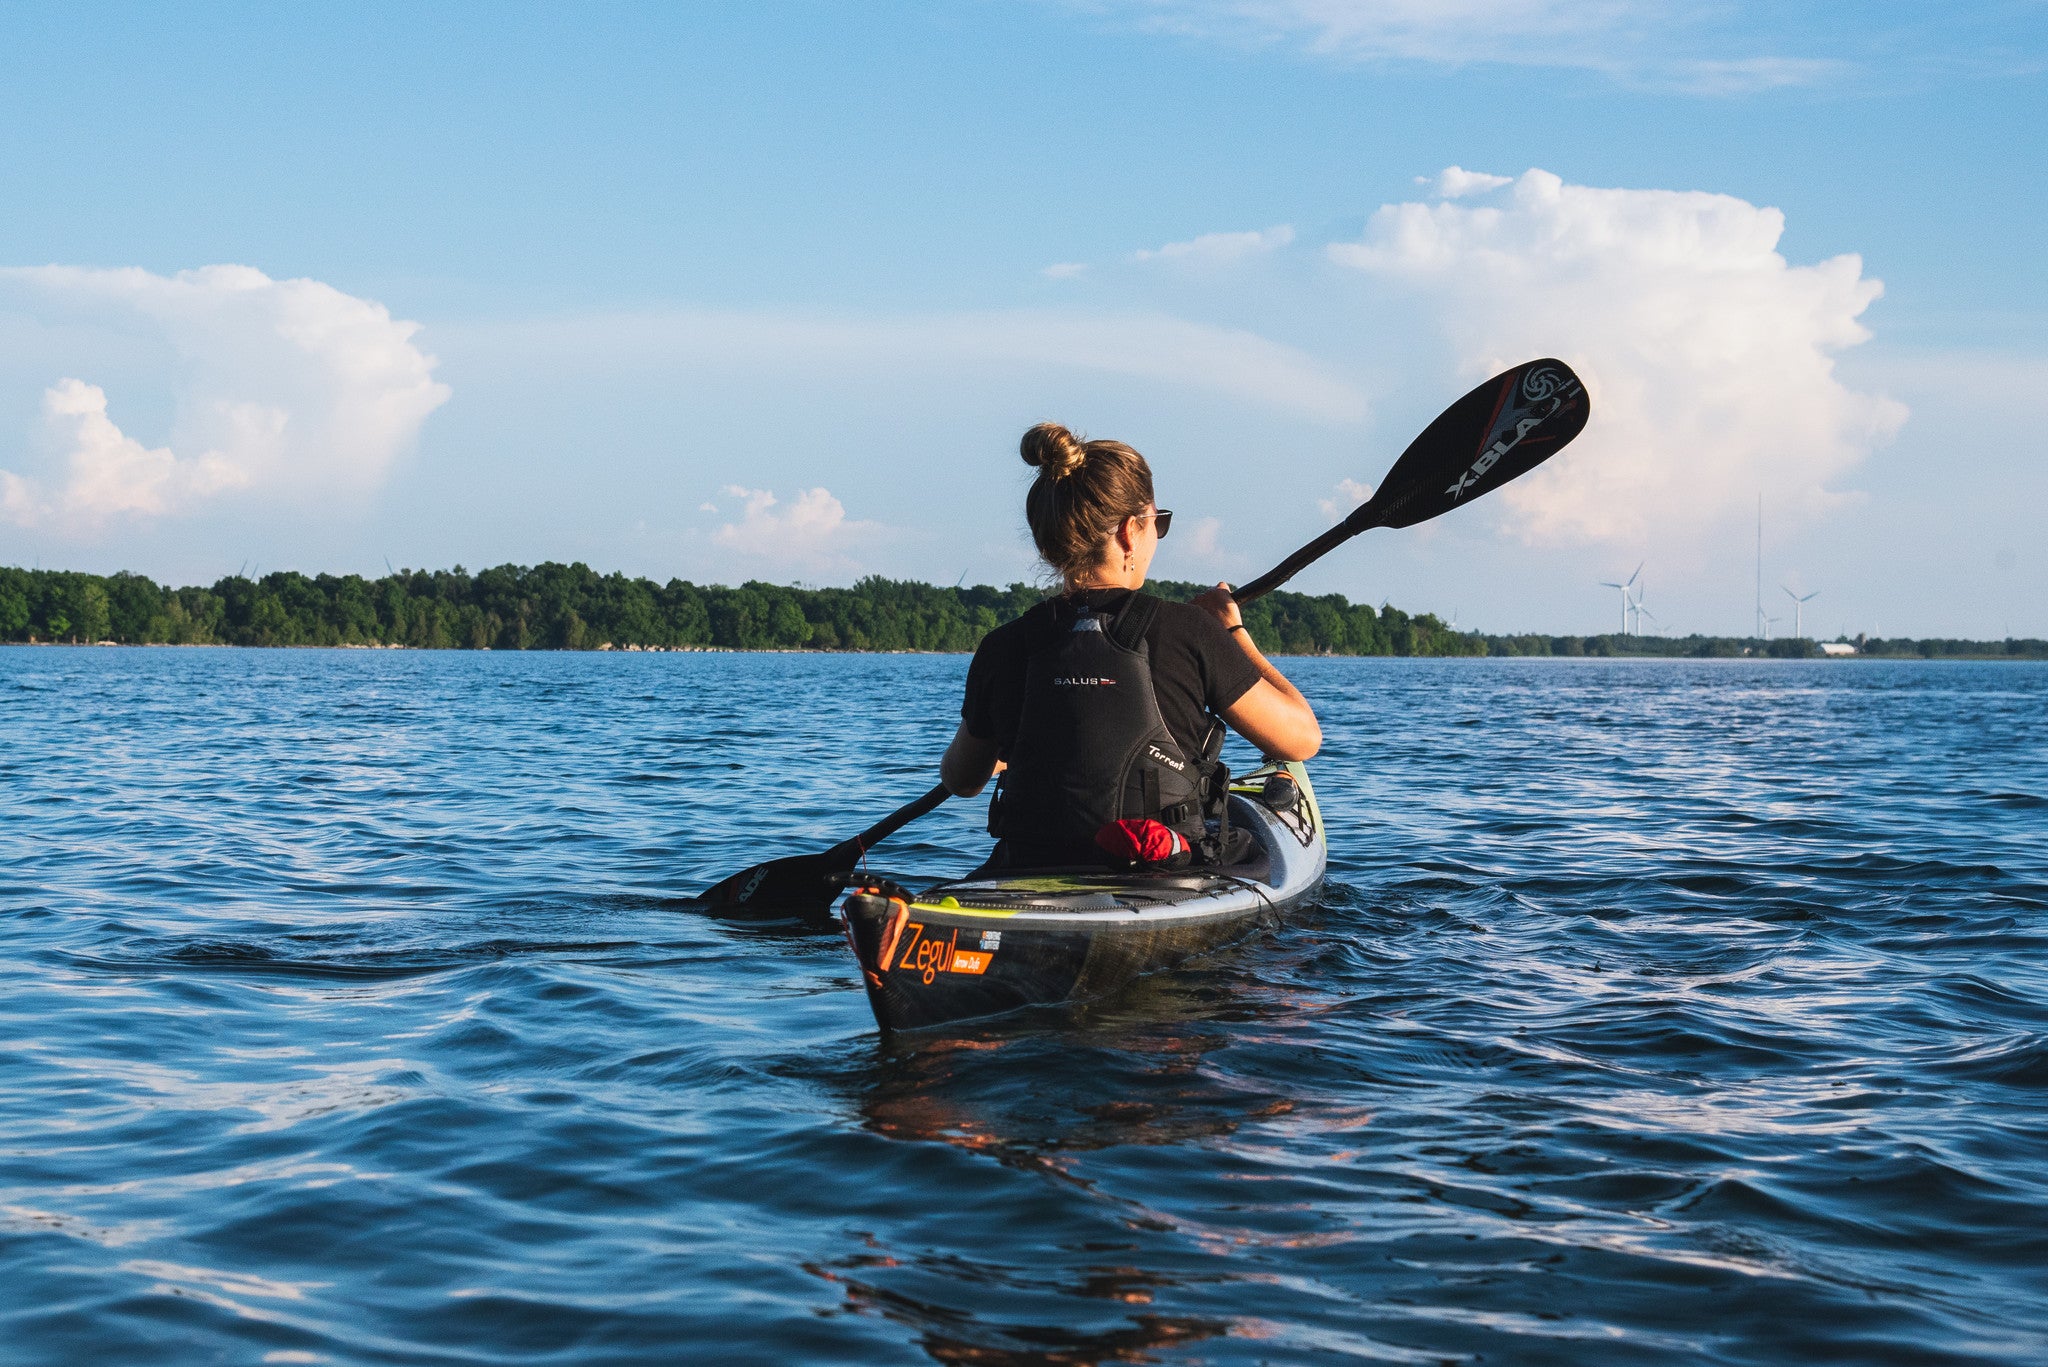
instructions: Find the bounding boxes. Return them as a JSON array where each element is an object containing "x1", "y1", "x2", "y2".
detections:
[
  {"x1": 940, "y1": 720, "x2": 1002, "y2": 797},
  {"x1": 1194, "y1": 584, "x2": 1322, "y2": 762}
]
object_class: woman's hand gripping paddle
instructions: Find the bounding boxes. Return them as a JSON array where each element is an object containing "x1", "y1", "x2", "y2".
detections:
[
  {"x1": 699, "y1": 359, "x2": 1588, "y2": 913},
  {"x1": 1233, "y1": 358, "x2": 1590, "y2": 604},
  {"x1": 698, "y1": 782, "x2": 951, "y2": 915}
]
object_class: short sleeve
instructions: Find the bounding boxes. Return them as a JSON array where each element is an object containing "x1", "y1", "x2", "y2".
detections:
[
  {"x1": 963, "y1": 619, "x2": 1032, "y2": 740},
  {"x1": 1185, "y1": 607, "x2": 1261, "y2": 712},
  {"x1": 962, "y1": 635, "x2": 999, "y2": 738},
  {"x1": 1141, "y1": 599, "x2": 1260, "y2": 749}
]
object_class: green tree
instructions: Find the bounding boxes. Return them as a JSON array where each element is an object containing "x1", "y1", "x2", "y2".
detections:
[
  {"x1": 7, "y1": 560, "x2": 2039, "y2": 659},
  {"x1": 105, "y1": 572, "x2": 165, "y2": 641},
  {"x1": 0, "y1": 569, "x2": 29, "y2": 639}
]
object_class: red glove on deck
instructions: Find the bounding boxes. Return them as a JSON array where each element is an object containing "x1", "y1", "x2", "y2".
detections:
[{"x1": 1094, "y1": 818, "x2": 1192, "y2": 867}]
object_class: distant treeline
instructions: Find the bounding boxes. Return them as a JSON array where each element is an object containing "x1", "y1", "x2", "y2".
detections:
[{"x1": 1, "y1": 564, "x2": 2042, "y2": 659}]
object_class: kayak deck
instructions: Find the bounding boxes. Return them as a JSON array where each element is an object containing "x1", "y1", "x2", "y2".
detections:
[{"x1": 840, "y1": 762, "x2": 1326, "y2": 1031}]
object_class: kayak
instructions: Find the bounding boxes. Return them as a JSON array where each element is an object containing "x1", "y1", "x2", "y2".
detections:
[{"x1": 840, "y1": 761, "x2": 1326, "y2": 1031}]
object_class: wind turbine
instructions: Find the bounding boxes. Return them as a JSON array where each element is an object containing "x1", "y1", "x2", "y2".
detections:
[
  {"x1": 1600, "y1": 562, "x2": 1642, "y2": 635},
  {"x1": 1626, "y1": 571, "x2": 1658, "y2": 636},
  {"x1": 1630, "y1": 583, "x2": 1658, "y2": 635},
  {"x1": 1783, "y1": 586, "x2": 1819, "y2": 640},
  {"x1": 1755, "y1": 493, "x2": 1765, "y2": 640}
]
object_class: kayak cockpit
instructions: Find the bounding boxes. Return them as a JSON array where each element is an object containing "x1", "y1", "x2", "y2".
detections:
[{"x1": 840, "y1": 761, "x2": 1326, "y2": 1031}]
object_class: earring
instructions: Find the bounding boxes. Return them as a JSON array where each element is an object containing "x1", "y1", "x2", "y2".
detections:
[{"x1": 1123, "y1": 554, "x2": 1134, "y2": 572}]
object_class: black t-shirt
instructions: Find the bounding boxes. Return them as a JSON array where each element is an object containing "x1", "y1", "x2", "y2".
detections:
[{"x1": 962, "y1": 588, "x2": 1262, "y2": 762}]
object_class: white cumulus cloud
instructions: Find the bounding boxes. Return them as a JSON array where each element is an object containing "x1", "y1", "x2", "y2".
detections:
[
  {"x1": 0, "y1": 264, "x2": 449, "y2": 528},
  {"x1": 1135, "y1": 225, "x2": 1296, "y2": 266},
  {"x1": 709, "y1": 485, "x2": 882, "y2": 573},
  {"x1": 1327, "y1": 168, "x2": 1906, "y2": 547},
  {"x1": 1, "y1": 379, "x2": 249, "y2": 525}
]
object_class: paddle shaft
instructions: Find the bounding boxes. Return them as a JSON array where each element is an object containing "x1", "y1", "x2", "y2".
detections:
[
  {"x1": 1232, "y1": 509, "x2": 1373, "y2": 606},
  {"x1": 830, "y1": 782, "x2": 951, "y2": 862},
  {"x1": 698, "y1": 780, "x2": 954, "y2": 908}
]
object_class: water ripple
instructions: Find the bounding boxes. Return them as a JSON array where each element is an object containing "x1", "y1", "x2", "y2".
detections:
[{"x1": 1, "y1": 649, "x2": 2045, "y2": 1363}]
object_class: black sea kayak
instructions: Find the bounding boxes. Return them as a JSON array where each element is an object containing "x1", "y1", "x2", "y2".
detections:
[{"x1": 840, "y1": 761, "x2": 1327, "y2": 1031}]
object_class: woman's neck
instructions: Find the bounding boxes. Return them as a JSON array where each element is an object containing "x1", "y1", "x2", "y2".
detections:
[{"x1": 1065, "y1": 568, "x2": 1144, "y2": 594}]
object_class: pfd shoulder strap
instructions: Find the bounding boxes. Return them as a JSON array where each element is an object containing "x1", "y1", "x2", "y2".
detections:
[
  {"x1": 1022, "y1": 596, "x2": 1075, "y2": 650},
  {"x1": 1108, "y1": 592, "x2": 1161, "y2": 653}
]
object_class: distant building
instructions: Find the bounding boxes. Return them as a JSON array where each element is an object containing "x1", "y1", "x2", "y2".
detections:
[{"x1": 1819, "y1": 642, "x2": 1857, "y2": 656}]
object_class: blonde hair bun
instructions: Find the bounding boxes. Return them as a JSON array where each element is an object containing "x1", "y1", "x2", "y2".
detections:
[{"x1": 1020, "y1": 422, "x2": 1089, "y2": 481}]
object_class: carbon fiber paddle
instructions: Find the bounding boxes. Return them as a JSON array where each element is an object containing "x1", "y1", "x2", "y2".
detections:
[
  {"x1": 698, "y1": 782, "x2": 950, "y2": 913},
  {"x1": 698, "y1": 358, "x2": 1590, "y2": 913},
  {"x1": 1233, "y1": 357, "x2": 1589, "y2": 604}
]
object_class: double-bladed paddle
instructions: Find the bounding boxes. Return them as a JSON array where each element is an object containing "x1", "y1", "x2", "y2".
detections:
[
  {"x1": 1233, "y1": 357, "x2": 1589, "y2": 604},
  {"x1": 698, "y1": 357, "x2": 1589, "y2": 913}
]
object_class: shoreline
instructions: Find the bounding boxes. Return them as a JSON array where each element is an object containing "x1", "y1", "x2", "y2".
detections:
[
  {"x1": 8, "y1": 564, "x2": 2039, "y2": 660},
  {"x1": 5, "y1": 640, "x2": 2042, "y2": 662}
]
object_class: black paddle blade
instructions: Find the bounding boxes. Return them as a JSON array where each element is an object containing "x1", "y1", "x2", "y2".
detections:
[
  {"x1": 1233, "y1": 358, "x2": 1591, "y2": 605},
  {"x1": 1358, "y1": 357, "x2": 1588, "y2": 531},
  {"x1": 699, "y1": 846, "x2": 854, "y2": 915},
  {"x1": 696, "y1": 783, "x2": 952, "y2": 916}
]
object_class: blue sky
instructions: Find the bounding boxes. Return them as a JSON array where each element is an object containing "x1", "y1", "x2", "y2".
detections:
[{"x1": 1, "y1": 1, "x2": 2043, "y2": 637}]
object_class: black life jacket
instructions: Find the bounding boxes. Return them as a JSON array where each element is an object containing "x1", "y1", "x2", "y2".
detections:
[{"x1": 987, "y1": 593, "x2": 1225, "y2": 857}]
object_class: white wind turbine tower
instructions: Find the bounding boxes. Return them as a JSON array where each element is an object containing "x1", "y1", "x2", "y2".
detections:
[
  {"x1": 1630, "y1": 579, "x2": 1658, "y2": 635},
  {"x1": 1783, "y1": 586, "x2": 1819, "y2": 640},
  {"x1": 1600, "y1": 562, "x2": 1643, "y2": 635},
  {"x1": 1754, "y1": 493, "x2": 1766, "y2": 640}
]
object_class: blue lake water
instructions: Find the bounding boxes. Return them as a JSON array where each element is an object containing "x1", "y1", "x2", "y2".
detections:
[{"x1": 2, "y1": 647, "x2": 2045, "y2": 1365}]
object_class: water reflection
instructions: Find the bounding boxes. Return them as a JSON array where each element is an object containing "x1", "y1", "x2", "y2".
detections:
[
  {"x1": 804, "y1": 1248, "x2": 1230, "y2": 1366},
  {"x1": 804, "y1": 968, "x2": 1343, "y2": 1363}
]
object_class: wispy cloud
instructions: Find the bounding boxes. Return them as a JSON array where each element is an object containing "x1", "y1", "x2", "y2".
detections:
[
  {"x1": 1069, "y1": 0, "x2": 1849, "y2": 93},
  {"x1": 1134, "y1": 225, "x2": 1295, "y2": 266},
  {"x1": 1158, "y1": 513, "x2": 1251, "y2": 579},
  {"x1": 1184, "y1": 514, "x2": 1226, "y2": 558},
  {"x1": 1663, "y1": 55, "x2": 1843, "y2": 95},
  {"x1": 469, "y1": 306, "x2": 1369, "y2": 424},
  {"x1": 0, "y1": 264, "x2": 449, "y2": 529},
  {"x1": 1041, "y1": 261, "x2": 1089, "y2": 280},
  {"x1": 1423, "y1": 167, "x2": 1511, "y2": 199}
]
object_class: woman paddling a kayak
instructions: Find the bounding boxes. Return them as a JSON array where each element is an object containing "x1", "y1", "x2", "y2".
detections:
[
  {"x1": 939, "y1": 422, "x2": 1321, "y2": 870},
  {"x1": 737, "y1": 361, "x2": 1586, "y2": 1030}
]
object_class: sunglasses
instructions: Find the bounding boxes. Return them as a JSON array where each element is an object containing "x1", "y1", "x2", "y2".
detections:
[{"x1": 1146, "y1": 508, "x2": 1173, "y2": 539}]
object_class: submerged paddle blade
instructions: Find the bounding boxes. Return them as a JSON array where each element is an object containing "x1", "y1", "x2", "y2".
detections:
[
  {"x1": 1359, "y1": 358, "x2": 1588, "y2": 531},
  {"x1": 696, "y1": 784, "x2": 950, "y2": 916},
  {"x1": 699, "y1": 847, "x2": 853, "y2": 914}
]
